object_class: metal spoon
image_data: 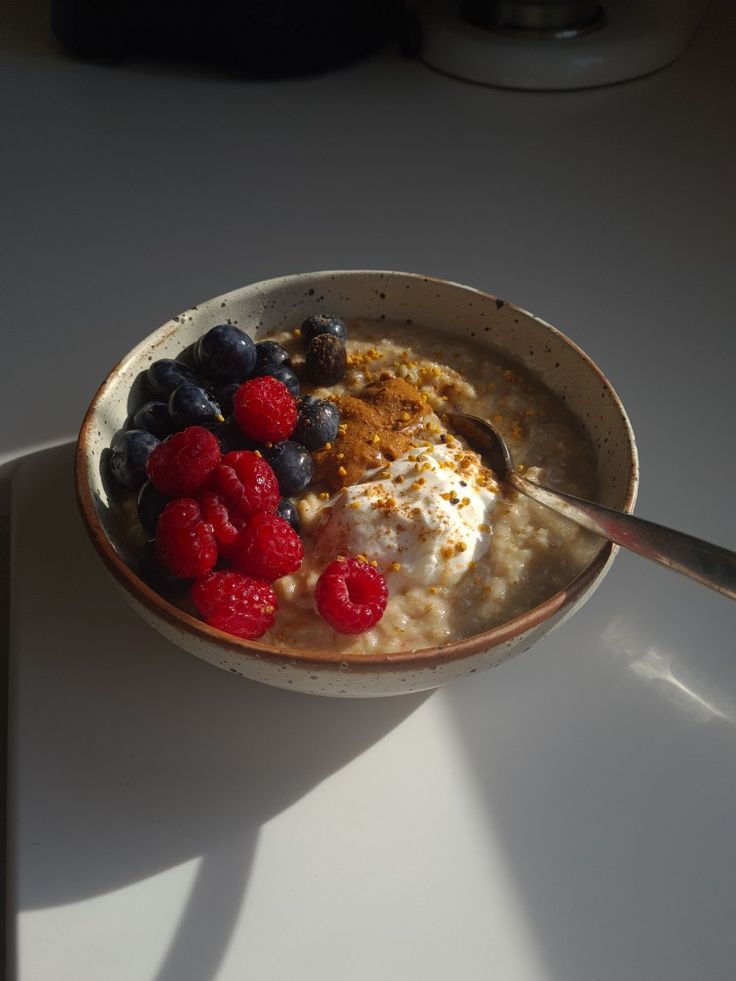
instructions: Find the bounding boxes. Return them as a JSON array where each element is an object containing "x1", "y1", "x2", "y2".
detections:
[{"x1": 446, "y1": 412, "x2": 736, "y2": 600}]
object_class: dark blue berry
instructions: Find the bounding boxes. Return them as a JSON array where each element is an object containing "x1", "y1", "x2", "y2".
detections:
[
  {"x1": 138, "y1": 541, "x2": 190, "y2": 597},
  {"x1": 193, "y1": 324, "x2": 256, "y2": 383},
  {"x1": 293, "y1": 395, "x2": 340, "y2": 450},
  {"x1": 132, "y1": 400, "x2": 173, "y2": 439},
  {"x1": 168, "y1": 384, "x2": 223, "y2": 429},
  {"x1": 252, "y1": 362, "x2": 300, "y2": 397},
  {"x1": 209, "y1": 382, "x2": 240, "y2": 417},
  {"x1": 304, "y1": 334, "x2": 347, "y2": 387},
  {"x1": 109, "y1": 429, "x2": 160, "y2": 491},
  {"x1": 301, "y1": 314, "x2": 347, "y2": 347},
  {"x1": 137, "y1": 481, "x2": 171, "y2": 535},
  {"x1": 262, "y1": 441, "x2": 314, "y2": 496},
  {"x1": 147, "y1": 359, "x2": 200, "y2": 399},
  {"x1": 255, "y1": 340, "x2": 291, "y2": 370},
  {"x1": 209, "y1": 417, "x2": 255, "y2": 454},
  {"x1": 276, "y1": 498, "x2": 301, "y2": 536}
]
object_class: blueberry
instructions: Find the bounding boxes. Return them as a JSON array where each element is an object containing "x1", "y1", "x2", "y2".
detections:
[
  {"x1": 276, "y1": 498, "x2": 302, "y2": 536},
  {"x1": 252, "y1": 362, "x2": 300, "y2": 397},
  {"x1": 147, "y1": 359, "x2": 200, "y2": 399},
  {"x1": 209, "y1": 417, "x2": 255, "y2": 454},
  {"x1": 301, "y1": 314, "x2": 347, "y2": 347},
  {"x1": 262, "y1": 441, "x2": 314, "y2": 496},
  {"x1": 132, "y1": 400, "x2": 173, "y2": 439},
  {"x1": 193, "y1": 324, "x2": 256, "y2": 383},
  {"x1": 137, "y1": 481, "x2": 171, "y2": 535},
  {"x1": 255, "y1": 340, "x2": 291, "y2": 370},
  {"x1": 209, "y1": 382, "x2": 240, "y2": 417},
  {"x1": 168, "y1": 384, "x2": 223, "y2": 429},
  {"x1": 109, "y1": 429, "x2": 160, "y2": 490},
  {"x1": 304, "y1": 334, "x2": 347, "y2": 387},
  {"x1": 293, "y1": 395, "x2": 340, "y2": 450},
  {"x1": 138, "y1": 541, "x2": 190, "y2": 597}
]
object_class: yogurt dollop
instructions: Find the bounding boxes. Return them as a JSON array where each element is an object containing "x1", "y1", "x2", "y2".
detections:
[{"x1": 315, "y1": 441, "x2": 498, "y2": 589}]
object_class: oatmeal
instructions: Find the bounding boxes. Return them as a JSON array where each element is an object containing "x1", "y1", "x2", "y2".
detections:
[
  {"x1": 265, "y1": 320, "x2": 601, "y2": 654},
  {"x1": 113, "y1": 315, "x2": 602, "y2": 655}
]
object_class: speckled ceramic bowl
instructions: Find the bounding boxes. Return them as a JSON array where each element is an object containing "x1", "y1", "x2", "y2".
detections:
[{"x1": 76, "y1": 270, "x2": 638, "y2": 697}]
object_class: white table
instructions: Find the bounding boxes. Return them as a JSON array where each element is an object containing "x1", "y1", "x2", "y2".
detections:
[{"x1": 4, "y1": 2, "x2": 736, "y2": 978}]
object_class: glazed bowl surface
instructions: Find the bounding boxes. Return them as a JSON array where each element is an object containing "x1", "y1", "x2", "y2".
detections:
[{"x1": 76, "y1": 270, "x2": 638, "y2": 697}]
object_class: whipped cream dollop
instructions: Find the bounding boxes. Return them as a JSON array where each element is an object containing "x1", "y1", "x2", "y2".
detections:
[{"x1": 315, "y1": 441, "x2": 498, "y2": 589}]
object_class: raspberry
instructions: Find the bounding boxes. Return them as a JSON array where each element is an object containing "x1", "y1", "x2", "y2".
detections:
[
  {"x1": 233, "y1": 376, "x2": 298, "y2": 444},
  {"x1": 156, "y1": 498, "x2": 218, "y2": 579},
  {"x1": 198, "y1": 490, "x2": 242, "y2": 556},
  {"x1": 192, "y1": 571, "x2": 277, "y2": 640},
  {"x1": 146, "y1": 426, "x2": 221, "y2": 497},
  {"x1": 315, "y1": 558, "x2": 388, "y2": 634},
  {"x1": 212, "y1": 450, "x2": 280, "y2": 520},
  {"x1": 230, "y1": 511, "x2": 304, "y2": 582}
]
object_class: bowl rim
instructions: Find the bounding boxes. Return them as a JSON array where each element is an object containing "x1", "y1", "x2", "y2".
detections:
[{"x1": 75, "y1": 269, "x2": 639, "y2": 672}]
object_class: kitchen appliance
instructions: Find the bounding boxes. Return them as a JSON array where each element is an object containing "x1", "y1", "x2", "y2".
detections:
[
  {"x1": 409, "y1": 0, "x2": 711, "y2": 89},
  {"x1": 51, "y1": 0, "x2": 402, "y2": 75}
]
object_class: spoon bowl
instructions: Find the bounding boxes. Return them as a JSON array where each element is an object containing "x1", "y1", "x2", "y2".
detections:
[{"x1": 445, "y1": 412, "x2": 513, "y2": 478}]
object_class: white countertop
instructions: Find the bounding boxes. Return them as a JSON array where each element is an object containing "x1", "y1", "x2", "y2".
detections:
[{"x1": 3, "y1": 2, "x2": 736, "y2": 978}]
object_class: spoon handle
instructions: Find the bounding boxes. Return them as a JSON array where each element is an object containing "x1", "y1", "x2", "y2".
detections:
[{"x1": 509, "y1": 473, "x2": 736, "y2": 600}]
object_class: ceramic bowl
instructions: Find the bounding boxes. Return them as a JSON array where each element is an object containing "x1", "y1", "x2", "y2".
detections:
[{"x1": 76, "y1": 270, "x2": 638, "y2": 697}]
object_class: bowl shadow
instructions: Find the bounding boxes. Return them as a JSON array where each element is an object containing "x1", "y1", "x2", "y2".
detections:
[{"x1": 9, "y1": 442, "x2": 431, "y2": 980}]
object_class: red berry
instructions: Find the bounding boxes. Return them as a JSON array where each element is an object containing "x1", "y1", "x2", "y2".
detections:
[
  {"x1": 192, "y1": 571, "x2": 277, "y2": 639},
  {"x1": 230, "y1": 511, "x2": 304, "y2": 582},
  {"x1": 198, "y1": 490, "x2": 242, "y2": 556},
  {"x1": 156, "y1": 498, "x2": 218, "y2": 579},
  {"x1": 234, "y1": 376, "x2": 297, "y2": 443},
  {"x1": 146, "y1": 426, "x2": 221, "y2": 497},
  {"x1": 315, "y1": 558, "x2": 388, "y2": 634},
  {"x1": 212, "y1": 450, "x2": 280, "y2": 520}
]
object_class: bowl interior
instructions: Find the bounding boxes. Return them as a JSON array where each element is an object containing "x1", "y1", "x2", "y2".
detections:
[{"x1": 77, "y1": 270, "x2": 638, "y2": 660}]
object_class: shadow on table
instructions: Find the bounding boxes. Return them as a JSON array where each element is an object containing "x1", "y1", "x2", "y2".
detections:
[
  {"x1": 8, "y1": 443, "x2": 430, "y2": 981},
  {"x1": 441, "y1": 566, "x2": 736, "y2": 981}
]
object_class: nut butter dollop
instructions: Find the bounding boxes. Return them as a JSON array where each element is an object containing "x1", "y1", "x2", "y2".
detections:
[{"x1": 312, "y1": 376, "x2": 431, "y2": 490}]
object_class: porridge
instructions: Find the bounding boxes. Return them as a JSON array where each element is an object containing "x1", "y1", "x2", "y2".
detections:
[
  {"x1": 265, "y1": 320, "x2": 600, "y2": 654},
  {"x1": 109, "y1": 315, "x2": 601, "y2": 655}
]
